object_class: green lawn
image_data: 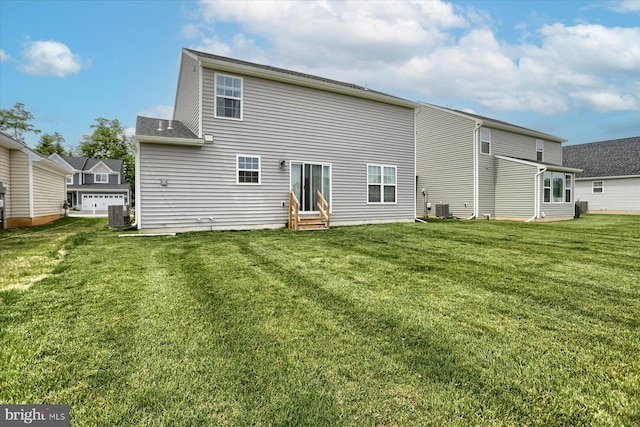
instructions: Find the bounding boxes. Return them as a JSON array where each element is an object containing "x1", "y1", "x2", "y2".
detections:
[{"x1": 1, "y1": 215, "x2": 639, "y2": 426}]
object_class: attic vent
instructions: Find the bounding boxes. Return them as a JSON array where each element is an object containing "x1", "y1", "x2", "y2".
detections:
[
  {"x1": 157, "y1": 120, "x2": 163, "y2": 131},
  {"x1": 167, "y1": 120, "x2": 173, "y2": 130}
]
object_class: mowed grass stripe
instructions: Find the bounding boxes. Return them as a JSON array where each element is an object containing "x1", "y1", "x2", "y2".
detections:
[{"x1": 1, "y1": 215, "x2": 638, "y2": 426}]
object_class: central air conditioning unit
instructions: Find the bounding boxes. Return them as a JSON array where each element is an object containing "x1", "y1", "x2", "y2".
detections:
[
  {"x1": 435, "y1": 204, "x2": 450, "y2": 218},
  {"x1": 108, "y1": 205, "x2": 131, "y2": 229}
]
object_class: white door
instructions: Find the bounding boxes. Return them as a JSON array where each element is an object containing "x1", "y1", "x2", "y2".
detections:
[{"x1": 82, "y1": 194, "x2": 125, "y2": 210}]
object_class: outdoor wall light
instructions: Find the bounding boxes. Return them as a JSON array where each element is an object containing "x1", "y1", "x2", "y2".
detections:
[{"x1": 279, "y1": 160, "x2": 286, "y2": 171}]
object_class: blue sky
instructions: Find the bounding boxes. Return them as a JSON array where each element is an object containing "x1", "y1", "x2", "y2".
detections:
[{"x1": 1, "y1": 0, "x2": 639, "y2": 150}]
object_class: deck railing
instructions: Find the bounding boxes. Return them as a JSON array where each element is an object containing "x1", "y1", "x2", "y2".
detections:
[
  {"x1": 288, "y1": 191, "x2": 300, "y2": 230},
  {"x1": 317, "y1": 190, "x2": 330, "y2": 228}
]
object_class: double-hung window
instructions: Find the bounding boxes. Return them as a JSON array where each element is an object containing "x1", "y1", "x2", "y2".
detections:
[
  {"x1": 94, "y1": 173, "x2": 108, "y2": 183},
  {"x1": 237, "y1": 155, "x2": 260, "y2": 184},
  {"x1": 368, "y1": 165, "x2": 396, "y2": 203},
  {"x1": 215, "y1": 74, "x2": 243, "y2": 120},
  {"x1": 592, "y1": 181, "x2": 604, "y2": 193},
  {"x1": 480, "y1": 128, "x2": 491, "y2": 154},
  {"x1": 565, "y1": 174, "x2": 572, "y2": 202},
  {"x1": 536, "y1": 139, "x2": 544, "y2": 162},
  {"x1": 543, "y1": 171, "x2": 551, "y2": 203},
  {"x1": 552, "y1": 172, "x2": 564, "y2": 203}
]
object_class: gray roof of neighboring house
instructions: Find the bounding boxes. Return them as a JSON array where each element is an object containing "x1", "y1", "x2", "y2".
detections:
[
  {"x1": 562, "y1": 136, "x2": 640, "y2": 178},
  {"x1": 135, "y1": 116, "x2": 199, "y2": 139},
  {"x1": 61, "y1": 155, "x2": 124, "y2": 173}
]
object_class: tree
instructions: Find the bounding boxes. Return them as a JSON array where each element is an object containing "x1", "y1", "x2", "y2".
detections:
[
  {"x1": 35, "y1": 132, "x2": 66, "y2": 156},
  {"x1": 0, "y1": 102, "x2": 41, "y2": 143},
  {"x1": 80, "y1": 118, "x2": 135, "y2": 187}
]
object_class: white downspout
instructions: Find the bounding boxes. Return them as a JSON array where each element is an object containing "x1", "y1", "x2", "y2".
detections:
[
  {"x1": 471, "y1": 123, "x2": 481, "y2": 219},
  {"x1": 527, "y1": 166, "x2": 547, "y2": 222},
  {"x1": 134, "y1": 138, "x2": 141, "y2": 229}
]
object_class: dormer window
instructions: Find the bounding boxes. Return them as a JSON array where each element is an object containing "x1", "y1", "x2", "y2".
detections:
[
  {"x1": 215, "y1": 74, "x2": 243, "y2": 120},
  {"x1": 95, "y1": 173, "x2": 108, "y2": 183}
]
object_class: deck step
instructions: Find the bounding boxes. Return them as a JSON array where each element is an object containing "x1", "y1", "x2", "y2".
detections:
[{"x1": 297, "y1": 217, "x2": 329, "y2": 230}]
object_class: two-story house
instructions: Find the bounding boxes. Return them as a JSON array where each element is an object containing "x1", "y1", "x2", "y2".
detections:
[
  {"x1": 416, "y1": 103, "x2": 581, "y2": 221},
  {"x1": 134, "y1": 48, "x2": 417, "y2": 233},
  {"x1": 48, "y1": 154, "x2": 130, "y2": 212}
]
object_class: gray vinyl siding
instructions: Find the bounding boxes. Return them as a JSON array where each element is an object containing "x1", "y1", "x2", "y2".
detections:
[
  {"x1": 32, "y1": 165, "x2": 65, "y2": 217},
  {"x1": 9, "y1": 150, "x2": 30, "y2": 218},
  {"x1": 545, "y1": 141, "x2": 562, "y2": 165},
  {"x1": 83, "y1": 173, "x2": 120, "y2": 185},
  {"x1": 174, "y1": 53, "x2": 201, "y2": 136},
  {"x1": 415, "y1": 107, "x2": 475, "y2": 218},
  {"x1": 495, "y1": 158, "x2": 536, "y2": 218},
  {"x1": 139, "y1": 69, "x2": 415, "y2": 231},
  {"x1": 575, "y1": 177, "x2": 640, "y2": 213},
  {"x1": 478, "y1": 150, "x2": 495, "y2": 218},
  {"x1": 0, "y1": 146, "x2": 10, "y2": 217}
]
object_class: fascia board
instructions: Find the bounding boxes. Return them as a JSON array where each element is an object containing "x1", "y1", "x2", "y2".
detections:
[
  {"x1": 198, "y1": 55, "x2": 418, "y2": 109},
  {"x1": 495, "y1": 155, "x2": 582, "y2": 173},
  {"x1": 135, "y1": 135, "x2": 204, "y2": 147},
  {"x1": 575, "y1": 174, "x2": 640, "y2": 180},
  {"x1": 88, "y1": 160, "x2": 116, "y2": 173}
]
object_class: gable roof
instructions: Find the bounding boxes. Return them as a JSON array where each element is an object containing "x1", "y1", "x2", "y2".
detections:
[
  {"x1": 184, "y1": 48, "x2": 418, "y2": 109},
  {"x1": 1, "y1": 131, "x2": 72, "y2": 175},
  {"x1": 418, "y1": 102, "x2": 566, "y2": 143},
  {"x1": 563, "y1": 136, "x2": 640, "y2": 178},
  {"x1": 59, "y1": 155, "x2": 124, "y2": 173}
]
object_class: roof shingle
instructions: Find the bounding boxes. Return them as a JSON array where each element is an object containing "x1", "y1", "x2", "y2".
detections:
[{"x1": 562, "y1": 136, "x2": 640, "y2": 178}]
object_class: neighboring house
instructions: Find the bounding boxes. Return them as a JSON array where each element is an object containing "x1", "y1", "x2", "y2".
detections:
[
  {"x1": 0, "y1": 131, "x2": 71, "y2": 228},
  {"x1": 134, "y1": 48, "x2": 417, "y2": 233},
  {"x1": 416, "y1": 103, "x2": 581, "y2": 221},
  {"x1": 563, "y1": 136, "x2": 640, "y2": 214},
  {"x1": 48, "y1": 154, "x2": 131, "y2": 211}
]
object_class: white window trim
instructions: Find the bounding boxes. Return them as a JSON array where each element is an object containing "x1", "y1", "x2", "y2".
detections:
[
  {"x1": 94, "y1": 173, "x2": 108, "y2": 183},
  {"x1": 565, "y1": 174, "x2": 572, "y2": 203},
  {"x1": 592, "y1": 181, "x2": 604, "y2": 194},
  {"x1": 367, "y1": 164, "x2": 397, "y2": 204},
  {"x1": 66, "y1": 175, "x2": 73, "y2": 185},
  {"x1": 215, "y1": 73, "x2": 243, "y2": 121},
  {"x1": 543, "y1": 171, "x2": 551, "y2": 204},
  {"x1": 536, "y1": 139, "x2": 544, "y2": 162},
  {"x1": 236, "y1": 155, "x2": 261, "y2": 185},
  {"x1": 480, "y1": 128, "x2": 491, "y2": 155},
  {"x1": 552, "y1": 171, "x2": 565, "y2": 204}
]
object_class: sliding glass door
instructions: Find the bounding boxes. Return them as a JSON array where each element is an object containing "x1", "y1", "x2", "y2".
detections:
[{"x1": 290, "y1": 162, "x2": 331, "y2": 212}]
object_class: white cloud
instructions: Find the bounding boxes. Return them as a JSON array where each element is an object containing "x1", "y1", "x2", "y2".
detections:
[
  {"x1": 0, "y1": 49, "x2": 10, "y2": 62},
  {"x1": 610, "y1": 0, "x2": 640, "y2": 13},
  {"x1": 138, "y1": 105, "x2": 174, "y2": 120},
  {"x1": 185, "y1": 0, "x2": 640, "y2": 115},
  {"x1": 19, "y1": 40, "x2": 89, "y2": 77}
]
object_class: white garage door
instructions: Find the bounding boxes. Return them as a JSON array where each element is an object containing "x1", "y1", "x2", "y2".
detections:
[{"x1": 82, "y1": 194, "x2": 125, "y2": 210}]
